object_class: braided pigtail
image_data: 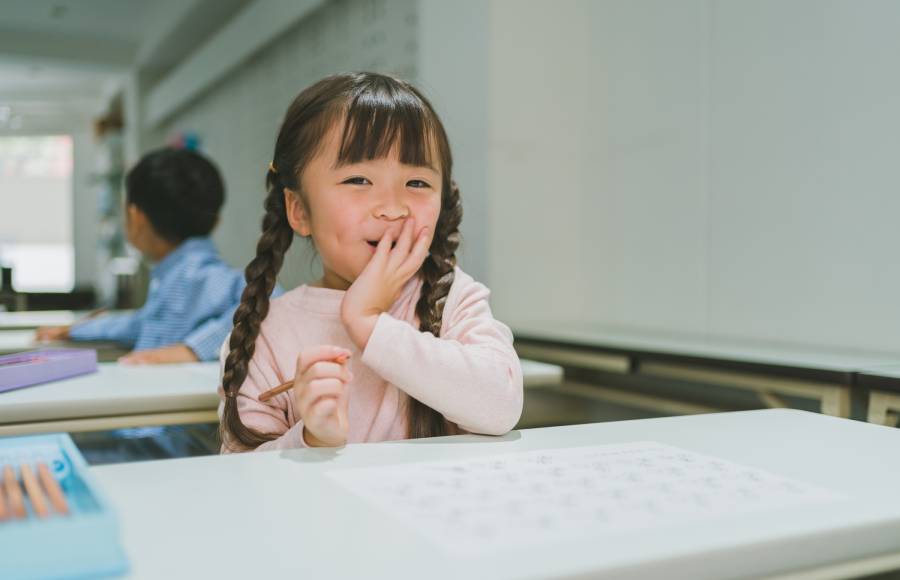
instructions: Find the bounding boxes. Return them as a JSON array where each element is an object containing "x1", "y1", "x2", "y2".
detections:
[
  {"x1": 408, "y1": 181, "x2": 463, "y2": 438},
  {"x1": 220, "y1": 167, "x2": 294, "y2": 449}
]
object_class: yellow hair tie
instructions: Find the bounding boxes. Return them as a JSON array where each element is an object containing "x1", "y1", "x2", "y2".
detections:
[{"x1": 268, "y1": 161, "x2": 277, "y2": 173}]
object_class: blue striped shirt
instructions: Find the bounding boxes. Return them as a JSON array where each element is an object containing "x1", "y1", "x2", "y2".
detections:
[{"x1": 70, "y1": 237, "x2": 280, "y2": 361}]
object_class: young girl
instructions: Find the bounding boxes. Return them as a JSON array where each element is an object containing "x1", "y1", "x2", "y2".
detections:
[{"x1": 219, "y1": 72, "x2": 523, "y2": 451}]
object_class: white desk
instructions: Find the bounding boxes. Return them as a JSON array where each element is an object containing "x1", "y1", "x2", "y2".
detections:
[
  {"x1": 0, "y1": 309, "x2": 81, "y2": 330},
  {"x1": 0, "y1": 363, "x2": 220, "y2": 436},
  {"x1": 0, "y1": 329, "x2": 41, "y2": 355},
  {"x1": 92, "y1": 409, "x2": 900, "y2": 579},
  {"x1": 857, "y1": 364, "x2": 900, "y2": 426},
  {"x1": 514, "y1": 322, "x2": 900, "y2": 372},
  {"x1": 520, "y1": 359, "x2": 563, "y2": 388},
  {"x1": 0, "y1": 329, "x2": 131, "y2": 361},
  {"x1": 514, "y1": 322, "x2": 900, "y2": 418},
  {"x1": 0, "y1": 360, "x2": 560, "y2": 437}
]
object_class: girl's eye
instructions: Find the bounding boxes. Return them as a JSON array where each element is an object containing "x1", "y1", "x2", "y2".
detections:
[
  {"x1": 342, "y1": 176, "x2": 370, "y2": 185},
  {"x1": 407, "y1": 179, "x2": 431, "y2": 189}
]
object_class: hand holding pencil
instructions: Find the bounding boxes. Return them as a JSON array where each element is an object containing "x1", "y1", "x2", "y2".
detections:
[
  {"x1": 35, "y1": 308, "x2": 108, "y2": 343},
  {"x1": 258, "y1": 345, "x2": 353, "y2": 447},
  {"x1": 34, "y1": 326, "x2": 71, "y2": 342}
]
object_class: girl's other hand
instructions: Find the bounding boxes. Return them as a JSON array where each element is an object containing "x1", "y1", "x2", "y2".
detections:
[
  {"x1": 341, "y1": 217, "x2": 430, "y2": 350},
  {"x1": 293, "y1": 345, "x2": 354, "y2": 447}
]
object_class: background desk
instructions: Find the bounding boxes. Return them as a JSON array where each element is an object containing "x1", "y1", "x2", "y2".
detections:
[
  {"x1": 0, "y1": 329, "x2": 129, "y2": 362},
  {"x1": 857, "y1": 364, "x2": 900, "y2": 426},
  {"x1": 0, "y1": 309, "x2": 81, "y2": 330},
  {"x1": 514, "y1": 322, "x2": 900, "y2": 419},
  {"x1": 520, "y1": 359, "x2": 562, "y2": 389},
  {"x1": 0, "y1": 360, "x2": 561, "y2": 437},
  {"x1": 0, "y1": 363, "x2": 220, "y2": 436},
  {"x1": 91, "y1": 409, "x2": 900, "y2": 579},
  {"x1": 0, "y1": 329, "x2": 44, "y2": 355}
]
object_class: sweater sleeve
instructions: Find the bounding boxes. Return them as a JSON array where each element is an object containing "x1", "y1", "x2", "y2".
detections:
[
  {"x1": 360, "y1": 269, "x2": 523, "y2": 436},
  {"x1": 217, "y1": 336, "x2": 309, "y2": 453}
]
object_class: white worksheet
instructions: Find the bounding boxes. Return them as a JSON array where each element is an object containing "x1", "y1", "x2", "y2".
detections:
[{"x1": 328, "y1": 442, "x2": 844, "y2": 553}]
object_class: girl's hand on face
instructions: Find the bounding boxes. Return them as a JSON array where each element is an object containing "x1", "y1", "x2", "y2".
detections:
[
  {"x1": 340, "y1": 217, "x2": 431, "y2": 350},
  {"x1": 293, "y1": 345, "x2": 353, "y2": 447}
]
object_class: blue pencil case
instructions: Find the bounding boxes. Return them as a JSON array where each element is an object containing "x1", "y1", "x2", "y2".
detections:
[{"x1": 0, "y1": 433, "x2": 129, "y2": 579}]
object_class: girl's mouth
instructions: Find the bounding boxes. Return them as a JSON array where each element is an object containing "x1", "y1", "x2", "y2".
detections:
[{"x1": 367, "y1": 240, "x2": 397, "y2": 249}]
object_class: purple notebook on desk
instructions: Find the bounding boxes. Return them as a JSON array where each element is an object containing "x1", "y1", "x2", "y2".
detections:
[{"x1": 0, "y1": 349, "x2": 98, "y2": 393}]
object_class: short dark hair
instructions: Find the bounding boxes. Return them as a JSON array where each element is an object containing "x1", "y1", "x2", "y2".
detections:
[{"x1": 125, "y1": 148, "x2": 225, "y2": 242}]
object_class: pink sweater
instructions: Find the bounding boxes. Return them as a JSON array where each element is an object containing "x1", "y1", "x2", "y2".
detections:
[{"x1": 218, "y1": 268, "x2": 523, "y2": 452}]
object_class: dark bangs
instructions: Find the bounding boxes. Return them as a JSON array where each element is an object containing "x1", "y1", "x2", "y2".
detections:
[{"x1": 335, "y1": 77, "x2": 450, "y2": 177}]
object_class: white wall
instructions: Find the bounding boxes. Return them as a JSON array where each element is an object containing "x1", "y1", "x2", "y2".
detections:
[
  {"x1": 705, "y1": 0, "x2": 900, "y2": 350},
  {"x1": 71, "y1": 128, "x2": 98, "y2": 287},
  {"x1": 417, "y1": 0, "x2": 490, "y2": 284},
  {"x1": 134, "y1": 0, "x2": 900, "y2": 354},
  {"x1": 152, "y1": 0, "x2": 419, "y2": 289},
  {"x1": 487, "y1": 0, "x2": 900, "y2": 354},
  {"x1": 487, "y1": 0, "x2": 595, "y2": 326}
]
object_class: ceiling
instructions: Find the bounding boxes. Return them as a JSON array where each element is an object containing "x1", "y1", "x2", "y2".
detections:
[{"x1": 0, "y1": 0, "x2": 249, "y2": 132}]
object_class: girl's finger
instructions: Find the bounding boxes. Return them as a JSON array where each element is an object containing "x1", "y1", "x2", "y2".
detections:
[
  {"x1": 303, "y1": 361, "x2": 353, "y2": 383},
  {"x1": 400, "y1": 226, "x2": 431, "y2": 276},
  {"x1": 308, "y1": 397, "x2": 348, "y2": 445},
  {"x1": 297, "y1": 345, "x2": 352, "y2": 376},
  {"x1": 298, "y1": 378, "x2": 345, "y2": 416},
  {"x1": 302, "y1": 393, "x2": 340, "y2": 422},
  {"x1": 310, "y1": 397, "x2": 339, "y2": 421},
  {"x1": 336, "y1": 386, "x2": 350, "y2": 432},
  {"x1": 373, "y1": 229, "x2": 393, "y2": 263},
  {"x1": 389, "y1": 217, "x2": 416, "y2": 268}
]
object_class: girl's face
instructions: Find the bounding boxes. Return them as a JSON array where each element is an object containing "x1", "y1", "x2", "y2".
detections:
[{"x1": 285, "y1": 123, "x2": 442, "y2": 290}]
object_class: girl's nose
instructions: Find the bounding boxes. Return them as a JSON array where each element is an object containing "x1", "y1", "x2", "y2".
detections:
[{"x1": 372, "y1": 187, "x2": 409, "y2": 220}]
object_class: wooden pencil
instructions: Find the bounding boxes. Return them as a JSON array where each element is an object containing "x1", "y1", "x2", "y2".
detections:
[
  {"x1": 37, "y1": 462, "x2": 69, "y2": 515},
  {"x1": 19, "y1": 463, "x2": 49, "y2": 518},
  {"x1": 257, "y1": 354, "x2": 350, "y2": 403},
  {"x1": 0, "y1": 474, "x2": 8, "y2": 521},
  {"x1": 77, "y1": 307, "x2": 108, "y2": 324},
  {"x1": 3, "y1": 465, "x2": 26, "y2": 519}
]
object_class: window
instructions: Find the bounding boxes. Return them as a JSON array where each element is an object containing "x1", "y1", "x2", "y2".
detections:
[{"x1": 0, "y1": 135, "x2": 75, "y2": 292}]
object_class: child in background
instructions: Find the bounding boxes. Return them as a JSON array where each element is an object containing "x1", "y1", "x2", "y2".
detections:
[
  {"x1": 37, "y1": 148, "x2": 269, "y2": 364},
  {"x1": 219, "y1": 72, "x2": 523, "y2": 450}
]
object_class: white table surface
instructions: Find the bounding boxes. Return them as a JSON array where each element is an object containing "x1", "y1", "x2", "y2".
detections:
[
  {"x1": 0, "y1": 329, "x2": 139, "y2": 363},
  {"x1": 0, "y1": 360, "x2": 559, "y2": 425},
  {"x1": 0, "y1": 329, "x2": 107, "y2": 356},
  {"x1": 513, "y1": 321, "x2": 900, "y2": 373},
  {"x1": 92, "y1": 409, "x2": 900, "y2": 580},
  {"x1": 0, "y1": 329, "x2": 41, "y2": 354},
  {"x1": 520, "y1": 359, "x2": 562, "y2": 388},
  {"x1": 0, "y1": 309, "x2": 81, "y2": 330},
  {"x1": 0, "y1": 362, "x2": 221, "y2": 425}
]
